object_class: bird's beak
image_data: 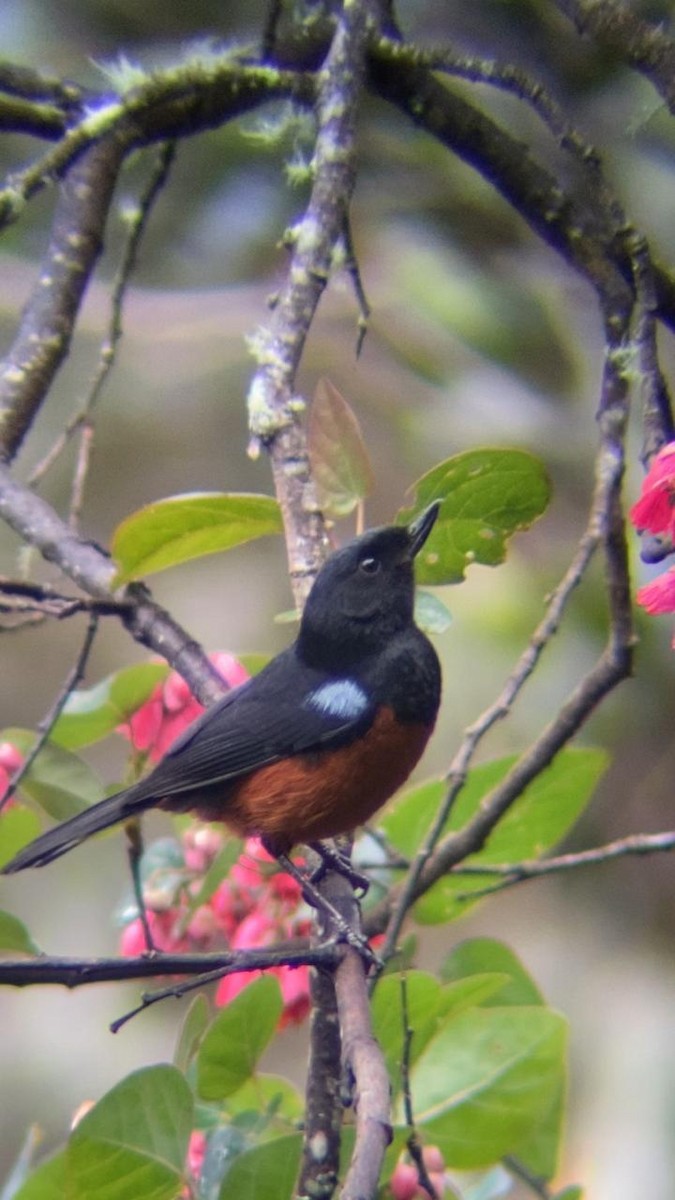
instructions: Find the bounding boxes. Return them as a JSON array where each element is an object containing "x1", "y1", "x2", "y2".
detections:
[{"x1": 407, "y1": 501, "x2": 441, "y2": 557}]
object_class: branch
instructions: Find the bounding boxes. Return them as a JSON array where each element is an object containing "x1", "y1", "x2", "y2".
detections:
[
  {"x1": 247, "y1": 2, "x2": 370, "y2": 603},
  {"x1": 370, "y1": 286, "x2": 634, "y2": 944},
  {"x1": 0, "y1": 943, "x2": 334, "y2": 989},
  {"x1": 0, "y1": 464, "x2": 227, "y2": 705},
  {"x1": 297, "y1": 966, "x2": 343, "y2": 1200},
  {"x1": 556, "y1": 0, "x2": 675, "y2": 113},
  {"x1": 0, "y1": 138, "x2": 126, "y2": 461},
  {"x1": 28, "y1": 141, "x2": 177, "y2": 496},
  {"x1": 368, "y1": 42, "x2": 649, "y2": 330},
  {"x1": 335, "y1": 949, "x2": 391, "y2": 1200},
  {"x1": 0, "y1": 612, "x2": 99, "y2": 813}
]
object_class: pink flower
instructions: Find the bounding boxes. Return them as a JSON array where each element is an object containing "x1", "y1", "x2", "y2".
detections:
[
  {"x1": 186, "y1": 1130, "x2": 207, "y2": 1185},
  {"x1": 390, "y1": 1149, "x2": 449, "y2": 1200},
  {"x1": 119, "y1": 652, "x2": 250, "y2": 762},
  {"x1": 119, "y1": 910, "x2": 191, "y2": 956},
  {"x1": 637, "y1": 569, "x2": 675, "y2": 616},
  {"x1": 630, "y1": 443, "x2": 675, "y2": 537},
  {"x1": 0, "y1": 742, "x2": 23, "y2": 808}
]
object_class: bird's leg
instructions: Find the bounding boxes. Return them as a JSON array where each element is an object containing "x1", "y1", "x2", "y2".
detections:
[
  {"x1": 273, "y1": 850, "x2": 380, "y2": 971},
  {"x1": 308, "y1": 840, "x2": 370, "y2": 897},
  {"x1": 125, "y1": 819, "x2": 156, "y2": 953}
]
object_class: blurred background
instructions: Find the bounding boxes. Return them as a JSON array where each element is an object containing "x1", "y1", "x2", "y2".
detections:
[{"x1": 2, "y1": 1, "x2": 675, "y2": 1196}]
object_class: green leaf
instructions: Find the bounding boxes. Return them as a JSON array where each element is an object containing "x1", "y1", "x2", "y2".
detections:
[
  {"x1": 11, "y1": 1150, "x2": 68, "y2": 1200},
  {"x1": 372, "y1": 970, "x2": 509, "y2": 1090},
  {"x1": 111, "y1": 493, "x2": 282, "y2": 584},
  {"x1": 380, "y1": 748, "x2": 608, "y2": 923},
  {"x1": 398, "y1": 449, "x2": 550, "y2": 585},
  {"x1": 0, "y1": 806, "x2": 41, "y2": 868},
  {"x1": 197, "y1": 976, "x2": 283, "y2": 1101},
  {"x1": 308, "y1": 378, "x2": 374, "y2": 517},
  {"x1": 0, "y1": 909, "x2": 41, "y2": 956},
  {"x1": 218, "y1": 1133, "x2": 302, "y2": 1200},
  {"x1": 441, "y1": 939, "x2": 544, "y2": 1007},
  {"x1": 223, "y1": 1073, "x2": 304, "y2": 1123},
  {"x1": 414, "y1": 590, "x2": 452, "y2": 634},
  {"x1": 397, "y1": 1006, "x2": 567, "y2": 1169},
  {"x1": 65, "y1": 1065, "x2": 193, "y2": 1199},
  {"x1": 511, "y1": 1074, "x2": 566, "y2": 1181},
  {"x1": 0, "y1": 729, "x2": 104, "y2": 822},
  {"x1": 51, "y1": 663, "x2": 169, "y2": 750},
  {"x1": 174, "y1": 993, "x2": 210, "y2": 1073}
]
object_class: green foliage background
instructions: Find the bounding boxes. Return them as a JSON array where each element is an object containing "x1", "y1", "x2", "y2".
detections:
[{"x1": 2, "y1": 2, "x2": 675, "y2": 1196}]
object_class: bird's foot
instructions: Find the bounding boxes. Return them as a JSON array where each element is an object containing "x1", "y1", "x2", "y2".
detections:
[
  {"x1": 274, "y1": 851, "x2": 380, "y2": 972},
  {"x1": 308, "y1": 840, "x2": 371, "y2": 897}
]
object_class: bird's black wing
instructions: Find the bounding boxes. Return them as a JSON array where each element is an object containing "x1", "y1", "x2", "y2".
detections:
[{"x1": 131, "y1": 647, "x2": 377, "y2": 803}]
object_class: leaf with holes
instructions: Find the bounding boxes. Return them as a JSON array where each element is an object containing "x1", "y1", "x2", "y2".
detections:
[{"x1": 399, "y1": 448, "x2": 550, "y2": 584}]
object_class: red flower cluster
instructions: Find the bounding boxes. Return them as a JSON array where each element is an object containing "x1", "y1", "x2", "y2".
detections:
[
  {"x1": 118, "y1": 651, "x2": 250, "y2": 762},
  {"x1": 631, "y1": 443, "x2": 675, "y2": 632},
  {"x1": 0, "y1": 741, "x2": 23, "y2": 808},
  {"x1": 120, "y1": 828, "x2": 312, "y2": 1025}
]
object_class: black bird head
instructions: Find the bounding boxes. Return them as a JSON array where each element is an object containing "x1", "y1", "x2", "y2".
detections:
[{"x1": 297, "y1": 502, "x2": 440, "y2": 667}]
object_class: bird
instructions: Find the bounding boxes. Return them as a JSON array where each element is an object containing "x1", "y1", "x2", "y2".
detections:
[{"x1": 2, "y1": 504, "x2": 442, "y2": 890}]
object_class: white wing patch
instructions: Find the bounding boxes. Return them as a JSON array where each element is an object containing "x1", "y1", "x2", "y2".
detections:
[{"x1": 307, "y1": 679, "x2": 369, "y2": 720}]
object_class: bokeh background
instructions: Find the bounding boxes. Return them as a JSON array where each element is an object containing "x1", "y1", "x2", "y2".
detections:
[{"x1": 2, "y1": 2, "x2": 675, "y2": 1196}]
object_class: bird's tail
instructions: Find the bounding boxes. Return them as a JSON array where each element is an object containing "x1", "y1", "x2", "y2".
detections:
[{"x1": 1, "y1": 785, "x2": 150, "y2": 873}]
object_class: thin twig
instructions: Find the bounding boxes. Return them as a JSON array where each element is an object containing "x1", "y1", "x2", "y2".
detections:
[
  {"x1": 29, "y1": 141, "x2": 177, "y2": 491},
  {"x1": 503, "y1": 1155, "x2": 552, "y2": 1199},
  {"x1": 628, "y1": 229, "x2": 675, "y2": 465},
  {"x1": 0, "y1": 612, "x2": 99, "y2": 813},
  {"x1": 452, "y1": 830, "x2": 675, "y2": 899},
  {"x1": 0, "y1": 463, "x2": 228, "y2": 705},
  {"x1": 342, "y1": 213, "x2": 371, "y2": 357},
  {"x1": 379, "y1": 502, "x2": 604, "y2": 960},
  {"x1": 400, "y1": 975, "x2": 438, "y2": 1200}
]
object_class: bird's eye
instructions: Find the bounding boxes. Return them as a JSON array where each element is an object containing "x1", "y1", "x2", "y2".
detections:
[{"x1": 359, "y1": 556, "x2": 381, "y2": 575}]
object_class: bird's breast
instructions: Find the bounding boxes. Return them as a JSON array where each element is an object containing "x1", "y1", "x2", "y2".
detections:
[{"x1": 219, "y1": 704, "x2": 435, "y2": 856}]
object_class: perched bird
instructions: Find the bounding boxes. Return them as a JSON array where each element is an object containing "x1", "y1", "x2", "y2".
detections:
[{"x1": 2, "y1": 504, "x2": 442, "y2": 879}]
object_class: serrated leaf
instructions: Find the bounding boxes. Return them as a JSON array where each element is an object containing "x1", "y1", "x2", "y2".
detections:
[
  {"x1": 308, "y1": 378, "x2": 374, "y2": 517},
  {"x1": 0, "y1": 910, "x2": 41, "y2": 956},
  {"x1": 197, "y1": 976, "x2": 283, "y2": 1101},
  {"x1": 0, "y1": 806, "x2": 41, "y2": 868},
  {"x1": 51, "y1": 663, "x2": 169, "y2": 750},
  {"x1": 218, "y1": 1133, "x2": 302, "y2": 1200},
  {"x1": 1, "y1": 729, "x2": 104, "y2": 821},
  {"x1": 399, "y1": 449, "x2": 550, "y2": 585},
  {"x1": 111, "y1": 492, "x2": 282, "y2": 584},
  {"x1": 396, "y1": 1006, "x2": 567, "y2": 1169}
]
